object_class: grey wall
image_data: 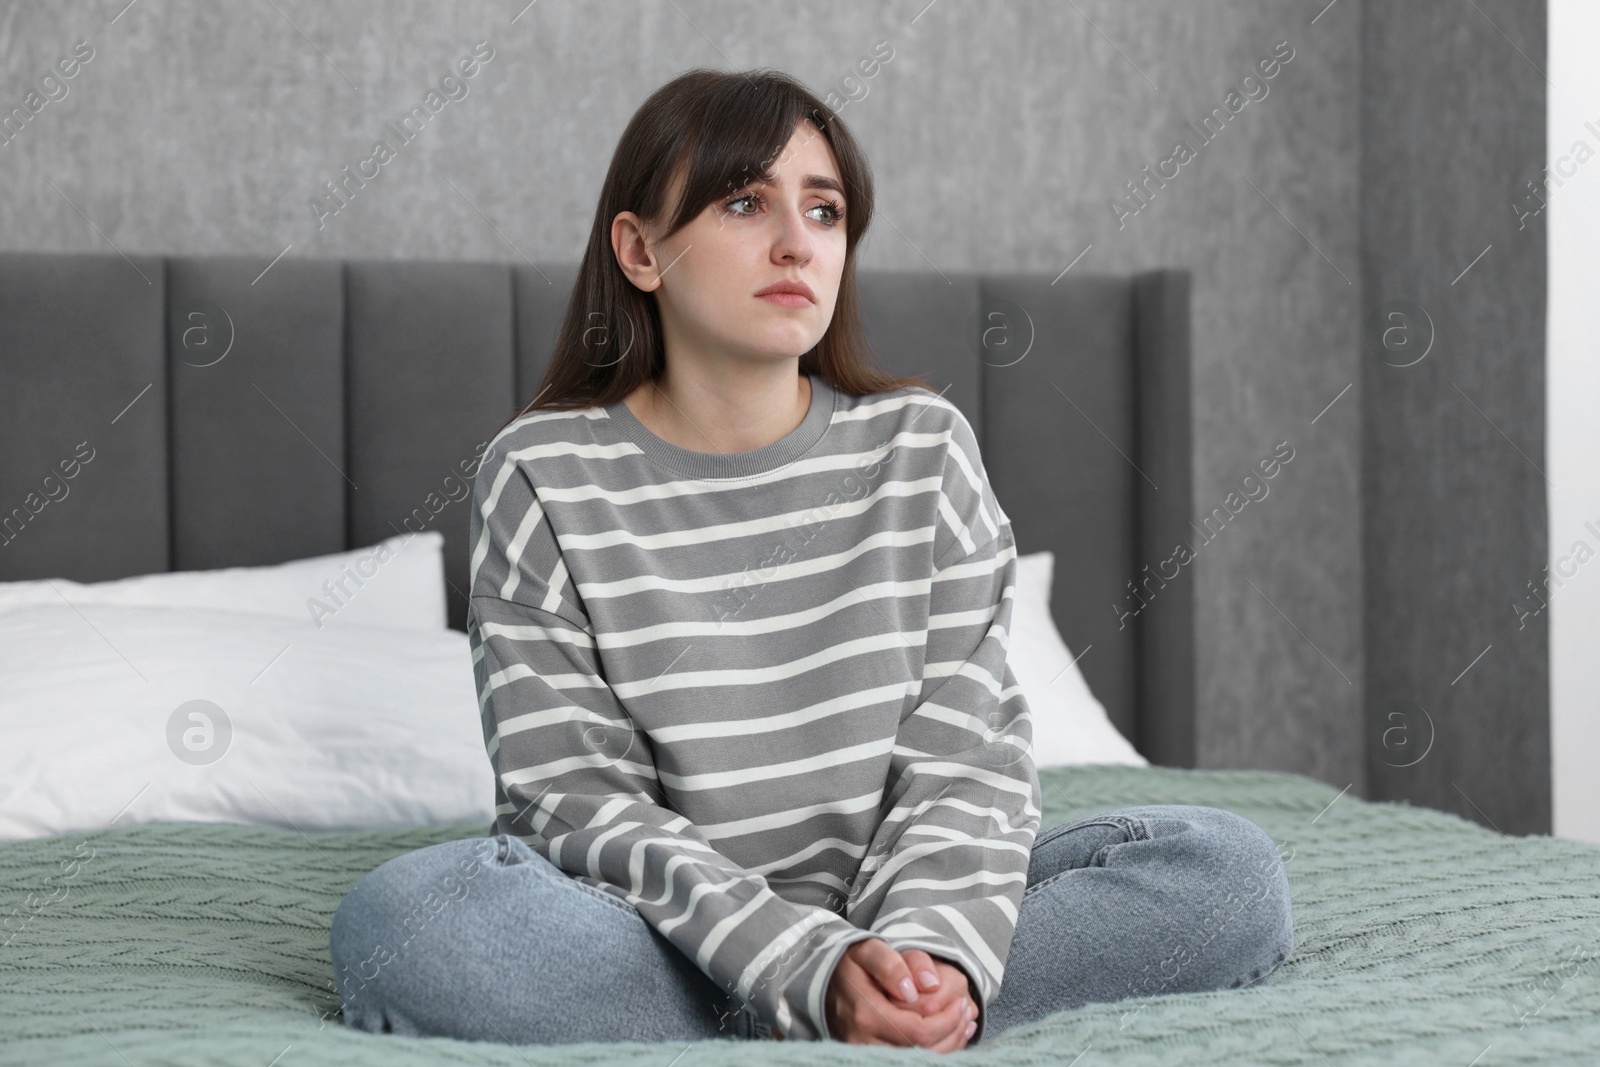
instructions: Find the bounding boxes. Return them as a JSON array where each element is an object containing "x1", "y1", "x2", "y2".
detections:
[
  {"x1": 0, "y1": 1, "x2": 1548, "y2": 829},
  {"x1": 1361, "y1": 2, "x2": 1550, "y2": 834}
]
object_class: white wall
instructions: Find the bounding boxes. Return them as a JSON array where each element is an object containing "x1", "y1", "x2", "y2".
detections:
[{"x1": 1549, "y1": 1, "x2": 1600, "y2": 844}]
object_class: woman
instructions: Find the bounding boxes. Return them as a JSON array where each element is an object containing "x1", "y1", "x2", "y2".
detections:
[{"x1": 328, "y1": 67, "x2": 1292, "y2": 1051}]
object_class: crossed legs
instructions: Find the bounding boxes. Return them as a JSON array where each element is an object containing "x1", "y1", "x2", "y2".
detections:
[{"x1": 328, "y1": 804, "x2": 1292, "y2": 1045}]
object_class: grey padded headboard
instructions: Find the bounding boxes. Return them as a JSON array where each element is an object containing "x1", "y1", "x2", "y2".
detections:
[{"x1": 0, "y1": 252, "x2": 1193, "y2": 767}]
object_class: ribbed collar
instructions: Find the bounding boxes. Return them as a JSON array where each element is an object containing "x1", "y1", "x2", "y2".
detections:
[{"x1": 600, "y1": 373, "x2": 837, "y2": 479}]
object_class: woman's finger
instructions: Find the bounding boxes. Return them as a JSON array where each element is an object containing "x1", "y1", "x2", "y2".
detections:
[
  {"x1": 830, "y1": 940, "x2": 975, "y2": 1049},
  {"x1": 927, "y1": 1008, "x2": 976, "y2": 1054},
  {"x1": 895, "y1": 989, "x2": 971, "y2": 1050},
  {"x1": 842, "y1": 958, "x2": 949, "y2": 1048},
  {"x1": 860, "y1": 977, "x2": 971, "y2": 1049},
  {"x1": 833, "y1": 951, "x2": 929, "y2": 1045},
  {"x1": 917, "y1": 987, "x2": 977, "y2": 1052},
  {"x1": 898, "y1": 956, "x2": 971, "y2": 1020},
  {"x1": 853, "y1": 936, "x2": 922, "y2": 1004},
  {"x1": 900, "y1": 947, "x2": 943, "y2": 993}
]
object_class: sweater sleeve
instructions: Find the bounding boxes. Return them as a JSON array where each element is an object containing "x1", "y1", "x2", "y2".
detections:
[
  {"x1": 841, "y1": 406, "x2": 1043, "y2": 1045},
  {"x1": 465, "y1": 433, "x2": 880, "y2": 1041}
]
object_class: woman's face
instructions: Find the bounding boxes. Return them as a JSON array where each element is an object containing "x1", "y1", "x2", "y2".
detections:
[{"x1": 620, "y1": 120, "x2": 849, "y2": 369}]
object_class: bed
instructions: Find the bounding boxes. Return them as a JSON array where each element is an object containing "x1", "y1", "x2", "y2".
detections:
[
  {"x1": 2, "y1": 251, "x2": 1598, "y2": 1063},
  {"x1": 5, "y1": 766, "x2": 1600, "y2": 1064}
]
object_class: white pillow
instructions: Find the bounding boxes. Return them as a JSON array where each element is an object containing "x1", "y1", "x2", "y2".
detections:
[
  {"x1": 0, "y1": 547, "x2": 1128, "y2": 844},
  {"x1": 0, "y1": 602, "x2": 495, "y2": 842},
  {"x1": 1012, "y1": 551, "x2": 1148, "y2": 767},
  {"x1": 0, "y1": 530, "x2": 446, "y2": 633}
]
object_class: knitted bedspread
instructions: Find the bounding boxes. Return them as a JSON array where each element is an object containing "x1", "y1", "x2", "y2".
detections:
[{"x1": 3, "y1": 764, "x2": 1598, "y2": 1066}]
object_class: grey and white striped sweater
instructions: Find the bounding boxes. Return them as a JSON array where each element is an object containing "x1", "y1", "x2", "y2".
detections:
[{"x1": 465, "y1": 372, "x2": 1041, "y2": 1042}]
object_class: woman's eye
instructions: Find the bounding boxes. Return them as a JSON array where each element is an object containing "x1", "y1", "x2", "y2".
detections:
[
  {"x1": 724, "y1": 193, "x2": 842, "y2": 226},
  {"x1": 807, "y1": 202, "x2": 843, "y2": 225}
]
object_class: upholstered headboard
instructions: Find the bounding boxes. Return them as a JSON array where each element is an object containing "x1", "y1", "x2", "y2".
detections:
[{"x1": 0, "y1": 252, "x2": 1193, "y2": 766}]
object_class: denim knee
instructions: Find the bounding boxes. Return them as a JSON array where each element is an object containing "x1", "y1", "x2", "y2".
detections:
[
  {"x1": 329, "y1": 836, "x2": 503, "y2": 1028},
  {"x1": 1190, "y1": 806, "x2": 1294, "y2": 978}
]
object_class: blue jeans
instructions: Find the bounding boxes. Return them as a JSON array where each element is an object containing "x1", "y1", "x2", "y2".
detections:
[{"x1": 328, "y1": 804, "x2": 1292, "y2": 1045}]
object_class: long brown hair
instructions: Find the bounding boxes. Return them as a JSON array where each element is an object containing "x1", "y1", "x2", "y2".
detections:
[{"x1": 497, "y1": 67, "x2": 929, "y2": 435}]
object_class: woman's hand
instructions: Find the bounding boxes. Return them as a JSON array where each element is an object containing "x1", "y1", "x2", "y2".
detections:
[{"x1": 824, "y1": 937, "x2": 978, "y2": 1051}]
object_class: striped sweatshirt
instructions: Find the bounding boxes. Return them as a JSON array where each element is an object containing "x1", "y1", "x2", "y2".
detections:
[{"x1": 465, "y1": 372, "x2": 1041, "y2": 1042}]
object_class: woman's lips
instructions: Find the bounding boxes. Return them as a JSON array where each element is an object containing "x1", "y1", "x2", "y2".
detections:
[{"x1": 758, "y1": 292, "x2": 812, "y2": 308}]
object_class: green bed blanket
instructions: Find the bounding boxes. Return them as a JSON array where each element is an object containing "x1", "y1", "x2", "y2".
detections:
[{"x1": 3, "y1": 764, "x2": 1598, "y2": 1065}]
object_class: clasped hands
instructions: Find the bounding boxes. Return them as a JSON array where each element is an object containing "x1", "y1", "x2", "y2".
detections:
[{"x1": 820, "y1": 937, "x2": 978, "y2": 1051}]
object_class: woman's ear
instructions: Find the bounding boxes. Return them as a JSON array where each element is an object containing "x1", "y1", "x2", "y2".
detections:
[{"x1": 611, "y1": 210, "x2": 664, "y2": 293}]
